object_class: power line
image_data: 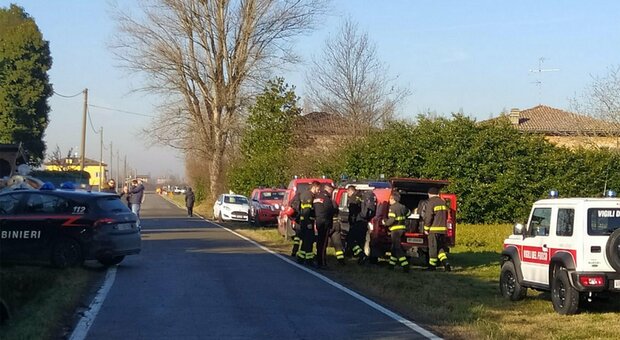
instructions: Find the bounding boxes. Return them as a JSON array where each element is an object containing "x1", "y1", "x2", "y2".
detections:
[
  {"x1": 89, "y1": 104, "x2": 154, "y2": 118},
  {"x1": 87, "y1": 107, "x2": 100, "y2": 134},
  {"x1": 53, "y1": 90, "x2": 84, "y2": 98}
]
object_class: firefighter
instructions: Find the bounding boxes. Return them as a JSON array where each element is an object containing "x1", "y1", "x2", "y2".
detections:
[
  {"x1": 313, "y1": 183, "x2": 343, "y2": 268},
  {"x1": 382, "y1": 191, "x2": 410, "y2": 272},
  {"x1": 346, "y1": 186, "x2": 368, "y2": 264},
  {"x1": 289, "y1": 191, "x2": 303, "y2": 258},
  {"x1": 297, "y1": 181, "x2": 321, "y2": 265},
  {"x1": 424, "y1": 187, "x2": 452, "y2": 271}
]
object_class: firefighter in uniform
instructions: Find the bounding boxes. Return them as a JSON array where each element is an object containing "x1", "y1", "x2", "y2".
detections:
[
  {"x1": 314, "y1": 183, "x2": 341, "y2": 268},
  {"x1": 382, "y1": 191, "x2": 410, "y2": 272},
  {"x1": 346, "y1": 186, "x2": 368, "y2": 264},
  {"x1": 289, "y1": 191, "x2": 303, "y2": 258},
  {"x1": 424, "y1": 187, "x2": 452, "y2": 271},
  {"x1": 297, "y1": 181, "x2": 321, "y2": 265}
]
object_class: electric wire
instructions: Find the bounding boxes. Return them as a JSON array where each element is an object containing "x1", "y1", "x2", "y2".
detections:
[
  {"x1": 89, "y1": 104, "x2": 153, "y2": 118},
  {"x1": 53, "y1": 90, "x2": 84, "y2": 98},
  {"x1": 87, "y1": 107, "x2": 100, "y2": 134}
]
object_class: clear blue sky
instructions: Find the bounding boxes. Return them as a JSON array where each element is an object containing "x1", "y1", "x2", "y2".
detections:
[{"x1": 6, "y1": 0, "x2": 620, "y2": 178}]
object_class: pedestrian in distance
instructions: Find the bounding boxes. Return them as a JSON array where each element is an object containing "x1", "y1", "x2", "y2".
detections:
[
  {"x1": 424, "y1": 187, "x2": 452, "y2": 272},
  {"x1": 126, "y1": 179, "x2": 145, "y2": 230},
  {"x1": 185, "y1": 187, "x2": 195, "y2": 217},
  {"x1": 382, "y1": 191, "x2": 410, "y2": 273}
]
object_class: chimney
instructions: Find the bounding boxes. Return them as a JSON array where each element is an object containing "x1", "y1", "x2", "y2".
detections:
[{"x1": 509, "y1": 108, "x2": 520, "y2": 126}]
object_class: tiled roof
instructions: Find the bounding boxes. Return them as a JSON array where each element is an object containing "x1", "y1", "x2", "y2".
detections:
[
  {"x1": 294, "y1": 111, "x2": 352, "y2": 134},
  {"x1": 44, "y1": 157, "x2": 107, "y2": 167},
  {"x1": 492, "y1": 105, "x2": 620, "y2": 135}
]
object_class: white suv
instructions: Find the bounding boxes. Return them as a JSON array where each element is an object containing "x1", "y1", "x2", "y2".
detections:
[{"x1": 500, "y1": 196, "x2": 620, "y2": 315}]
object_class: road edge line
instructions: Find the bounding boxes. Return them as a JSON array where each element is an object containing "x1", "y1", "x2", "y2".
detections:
[
  {"x1": 69, "y1": 266, "x2": 117, "y2": 340},
  {"x1": 209, "y1": 220, "x2": 441, "y2": 340}
]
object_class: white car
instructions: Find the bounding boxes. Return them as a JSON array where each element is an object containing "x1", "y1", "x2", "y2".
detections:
[
  {"x1": 501, "y1": 191, "x2": 620, "y2": 315},
  {"x1": 213, "y1": 194, "x2": 250, "y2": 222}
]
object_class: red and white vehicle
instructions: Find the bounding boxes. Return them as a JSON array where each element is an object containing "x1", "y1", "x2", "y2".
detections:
[
  {"x1": 500, "y1": 194, "x2": 620, "y2": 314},
  {"x1": 248, "y1": 188, "x2": 286, "y2": 226},
  {"x1": 277, "y1": 177, "x2": 334, "y2": 237}
]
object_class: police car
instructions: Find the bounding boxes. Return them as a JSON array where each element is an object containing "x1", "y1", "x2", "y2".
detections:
[
  {"x1": 0, "y1": 186, "x2": 141, "y2": 267},
  {"x1": 500, "y1": 190, "x2": 620, "y2": 314}
]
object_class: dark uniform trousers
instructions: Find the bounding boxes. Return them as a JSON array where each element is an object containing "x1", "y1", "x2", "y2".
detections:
[
  {"x1": 347, "y1": 220, "x2": 367, "y2": 258},
  {"x1": 315, "y1": 218, "x2": 331, "y2": 266},
  {"x1": 428, "y1": 233, "x2": 449, "y2": 267}
]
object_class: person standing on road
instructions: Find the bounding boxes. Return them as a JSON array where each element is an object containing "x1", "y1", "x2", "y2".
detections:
[
  {"x1": 313, "y1": 183, "x2": 340, "y2": 269},
  {"x1": 126, "y1": 179, "x2": 145, "y2": 230},
  {"x1": 102, "y1": 179, "x2": 118, "y2": 194},
  {"x1": 297, "y1": 181, "x2": 320, "y2": 265},
  {"x1": 424, "y1": 187, "x2": 451, "y2": 271},
  {"x1": 185, "y1": 187, "x2": 195, "y2": 217},
  {"x1": 346, "y1": 186, "x2": 368, "y2": 264},
  {"x1": 382, "y1": 191, "x2": 410, "y2": 273}
]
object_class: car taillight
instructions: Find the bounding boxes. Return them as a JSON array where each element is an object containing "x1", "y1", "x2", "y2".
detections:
[
  {"x1": 447, "y1": 219, "x2": 454, "y2": 238},
  {"x1": 94, "y1": 218, "x2": 115, "y2": 228},
  {"x1": 579, "y1": 275, "x2": 605, "y2": 287}
]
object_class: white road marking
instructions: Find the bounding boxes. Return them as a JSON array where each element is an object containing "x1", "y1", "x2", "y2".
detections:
[
  {"x1": 210, "y1": 220, "x2": 441, "y2": 340},
  {"x1": 69, "y1": 266, "x2": 117, "y2": 340}
]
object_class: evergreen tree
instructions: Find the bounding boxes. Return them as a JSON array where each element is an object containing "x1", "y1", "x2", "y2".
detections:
[{"x1": 0, "y1": 4, "x2": 52, "y2": 165}]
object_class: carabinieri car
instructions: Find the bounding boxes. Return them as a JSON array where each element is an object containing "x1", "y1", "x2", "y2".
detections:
[{"x1": 0, "y1": 187, "x2": 141, "y2": 267}]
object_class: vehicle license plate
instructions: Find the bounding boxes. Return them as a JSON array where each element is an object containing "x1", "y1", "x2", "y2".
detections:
[
  {"x1": 615, "y1": 280, "x2": 620, "y2": 289},
  {"x1": 406, "y1": 237, "x2": 424, "y2": 244},
  {"x1": 116, "y1": 223, "x2": 132, "y2": 231}
]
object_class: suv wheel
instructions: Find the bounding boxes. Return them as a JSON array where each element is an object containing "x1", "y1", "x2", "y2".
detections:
[
  {"x1": 606, "y1": 229, "x2": 620, "y2": 272},
  {"x1": 98, "y1": 256, "x2": 125, "y2": 267},
  {"x1": 500, "y1": 261, "x2": 527, "y2": 301},
  {"x1": 551, "y1": 267, "x2": 580, "y2": 315},
  {"x1": 51, "y1": 238, "x2": 83, "y2": 268}
]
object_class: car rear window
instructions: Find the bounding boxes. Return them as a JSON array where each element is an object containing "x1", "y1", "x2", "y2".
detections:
[
  {"x1": 260, "y1": 191, "x2": 284, "y2": 200},
  {"x1": 225, "y1": 196, "x2": 248, "y2": 204},
  {"x1": 96, "y1": 196, "x2": 131, "y2": 213},
  {"x1": 588, "y1": 208, "x2": 620, "y2": 235}
]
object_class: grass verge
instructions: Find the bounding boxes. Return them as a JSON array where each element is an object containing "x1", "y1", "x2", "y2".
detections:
[
  {"x1": 165, "y1": 195, "x2": 620, "y2": 339},
  {"x1": 0, "y1": 265, "x2": 101, "y2": 340}
]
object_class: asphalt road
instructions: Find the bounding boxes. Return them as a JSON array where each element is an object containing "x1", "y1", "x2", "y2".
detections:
[{"x1": 85, "y1": 193, "x2": 432, "y2": 340}]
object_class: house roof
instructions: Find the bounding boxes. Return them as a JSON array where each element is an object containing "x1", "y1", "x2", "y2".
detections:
[
  {"x1": 294, "y1": 111, "x2": 352, "y2": 134},
  {"x1": 44, "y1": 157, "x2": 107, "y2": 167},
  {"x1": 492, "y1": 105, "x2": 620, "y2": 135}
]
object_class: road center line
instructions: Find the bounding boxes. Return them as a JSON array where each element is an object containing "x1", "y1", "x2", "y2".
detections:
[
  {"x1": 209, "y1": 219, "x2": 441, "y2": 340},
  {"x1": 69, "y1": 266, "x2": 117, "y2": 340}
]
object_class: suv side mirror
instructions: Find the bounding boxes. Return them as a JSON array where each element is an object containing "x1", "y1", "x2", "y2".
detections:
[{"x1": 513, "y1": 223, "x2": 524, "y2": 235}]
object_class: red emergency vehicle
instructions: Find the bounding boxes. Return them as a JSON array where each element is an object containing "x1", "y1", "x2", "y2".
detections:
[
  {"x1": 277, "y1": 177, "x2": 335, "y2": 237},
  {"x1": 333, "y1": 178, "x2": 457, "y2": 264}
]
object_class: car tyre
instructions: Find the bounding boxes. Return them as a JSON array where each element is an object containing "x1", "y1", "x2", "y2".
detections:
[
  {"x1": 551, "y1": 267, "x2": 580, "y2": 315},
  {"x1": 605, "y1": 229, "x2": 620, "y2": 272},
  {"x1": 98, "y1": 256, "x2": 125, "y2": 267},
  {"x1": 51, "y1": 237, "x2": 83, "y2": 268},
  {"x1": 499, "y1": 261, "x2": 527, "y2": 301}
]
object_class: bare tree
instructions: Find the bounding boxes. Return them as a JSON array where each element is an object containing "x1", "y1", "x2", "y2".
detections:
[
  {"x1": 571, "y1": 65, "x2": 620, "y2": 149},
  {"x1": 110, "y1": 0, "x2": 326, "y2": 198},
  {"x1": 47, "y1": 145, "x2": 73, "y2": 171},
  {"x1": 306, "y1": 19, "x2": 409, "y2": 129}
]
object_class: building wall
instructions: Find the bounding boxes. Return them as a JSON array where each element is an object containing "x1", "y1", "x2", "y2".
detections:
[
  {"x1": 545, "y1": 135, "x2": 620, "y2": 149},
  {"x1": 44, "y1": 164, "x2": 107, "y2": 186}
]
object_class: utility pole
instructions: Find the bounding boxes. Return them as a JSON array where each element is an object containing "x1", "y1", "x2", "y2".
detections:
[
  {"x1": 109, "y1": 142, "x2": 114, "y2": 190},
  {"x1": 80, "y1": 88, "x2": 88, "y2": 171},
  {"x1": 124, "y1": 155, "x2": 127, "y2": 188},
  {"x1": 99, "y1": 127, "x2": 103, "y2": 192},
  {"x1": 116, "y1": 151, "x2": 120, "y2": 190}
]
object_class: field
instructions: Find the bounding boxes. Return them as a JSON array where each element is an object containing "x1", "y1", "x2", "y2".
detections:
[
  {"x1": 171, "y1": 196, "x2": 620, "y2": 339},
  {"x1": 0, "y1": 265, "x2": 100, "y2": 340}
]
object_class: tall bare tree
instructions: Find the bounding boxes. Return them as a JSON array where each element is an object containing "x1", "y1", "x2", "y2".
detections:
[
  {"x1": 571, "y1": 65, "x2": 620, "y2": 149},
  {"x1": 306, "y1": 19, "x2": 409, "y2": 129},
  {"x1": 111, "y1": 0, "x2": 326, "y2": 198}
]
